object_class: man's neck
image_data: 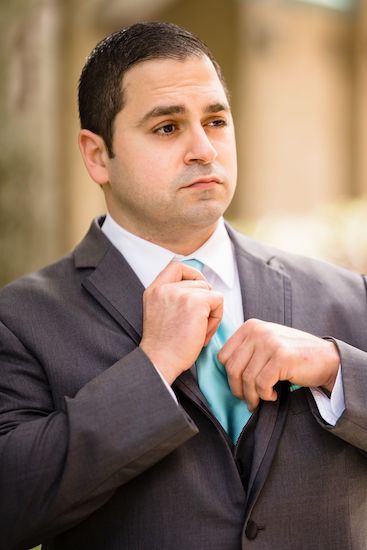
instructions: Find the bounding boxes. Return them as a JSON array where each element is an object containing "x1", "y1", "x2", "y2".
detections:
[
  {"x1": 142, "y1": 228, "x2": 219, "y2": 256},
  {"x1": 107, "y1": 215, "x2": 220, "y2": 256}
]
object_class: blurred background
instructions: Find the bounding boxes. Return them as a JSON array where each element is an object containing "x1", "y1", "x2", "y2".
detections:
[{"x1": 1, "y1": 0, "x2": 367, "y2": 287}]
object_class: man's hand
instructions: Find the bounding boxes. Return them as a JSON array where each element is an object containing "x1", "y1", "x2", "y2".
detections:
[
  {"x1": 140, "y1": 261, "x2": 223, "y2": 384},
  {"x1": 218, "y1": 319, "x2": 340, "y2": 411}
]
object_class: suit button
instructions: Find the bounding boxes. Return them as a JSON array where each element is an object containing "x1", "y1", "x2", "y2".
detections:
[{"x1": 245, "y1": 519, "x2": 259, "y2": 540}]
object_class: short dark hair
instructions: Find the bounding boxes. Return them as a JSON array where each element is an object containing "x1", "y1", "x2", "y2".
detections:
[{"x1": 78, "y1": 21, "x2": 227, "y2": 157}]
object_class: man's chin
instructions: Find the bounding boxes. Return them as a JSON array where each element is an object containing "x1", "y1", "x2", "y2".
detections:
[{"x1": 182, "y1": 202, "x2": 227, "y2": 227}]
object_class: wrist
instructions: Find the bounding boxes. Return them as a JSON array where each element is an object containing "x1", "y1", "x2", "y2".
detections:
[
  {"x1": 139, "y1": 342, "x2": 178, "y2": 385},
  {"x1": 321, "y1": 340, "x2": 340, "y2": 393}
]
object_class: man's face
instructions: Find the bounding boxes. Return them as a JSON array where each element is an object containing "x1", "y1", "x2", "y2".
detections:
[{"x1": 104, "y1": 54, "x2": 237, "y2": 250}]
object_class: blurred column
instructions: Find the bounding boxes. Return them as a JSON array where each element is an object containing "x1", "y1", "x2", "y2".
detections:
[
  {"x1": 234, "y1": 0, "x2": 355, "y2": 221},
  {"x1": 355, "y1": 0, "x2": 367, "y2": 195},
  {"x1": 57, "y1": 1, "x2": 105, "y2": 252},
  {"x1": 0, "y1": 0, "x2": 63, "y2": 285}
]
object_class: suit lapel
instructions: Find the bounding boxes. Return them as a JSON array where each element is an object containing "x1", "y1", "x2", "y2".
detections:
[
  {"x1": 244, "y1": 382, "x2": 290, "y2": 520},
  {"x1": 229, "y1": 231, "x2": 292, "y2": 326},
  {"x1": 229, "y1": 226, "x2": 292, "y2": 515},
  {"x1": 74, "y1": 218, "x2": 145, "y2": 345},
  {"x1": 174, "y1": 369, "x2": 212, "y2": 411},
  {"x1": 83, "y1": 247, "x2": 145, "y2": 345}
]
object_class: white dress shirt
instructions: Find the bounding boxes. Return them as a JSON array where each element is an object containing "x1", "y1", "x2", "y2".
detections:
[{"x1": 102, "y1": 213, "x2": 344, "y2": 426}]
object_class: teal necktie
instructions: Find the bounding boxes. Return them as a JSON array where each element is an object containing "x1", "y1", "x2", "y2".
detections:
[{"x1": 183, "y1": 259, "x2": 252, "y2": 443}]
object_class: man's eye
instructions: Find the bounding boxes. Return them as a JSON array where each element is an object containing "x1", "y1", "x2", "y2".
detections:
[
  {"x1": 208, "y1": 119, "x2": 227, "y2": 128},
  {"x1": 154, "y1": 124, "x2": 176, "y2": 135}
]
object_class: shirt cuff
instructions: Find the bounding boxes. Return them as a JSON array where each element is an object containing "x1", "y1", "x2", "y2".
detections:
[
  {"x1": 153, "y1": 365, "x2": 179, "y2": 405},
  {"x1": 310, "y1": 365, "x2": 345, "y2": 426}
]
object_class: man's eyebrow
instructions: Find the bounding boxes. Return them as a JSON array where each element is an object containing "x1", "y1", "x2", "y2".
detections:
[
  {"x1": 137, "y1": 102, "x2": 230, "y2": 126},
  {"x1": 137, "y1": 105, "x2": 186, "y2": 126},
  {"x1": 204, "y1": 102, "x2": 230, "y2": 114}
]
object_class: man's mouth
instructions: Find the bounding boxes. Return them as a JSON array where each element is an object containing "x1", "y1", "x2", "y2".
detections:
[{"x1": 183, "y1": 175, "x2": 223, "y2": 189}]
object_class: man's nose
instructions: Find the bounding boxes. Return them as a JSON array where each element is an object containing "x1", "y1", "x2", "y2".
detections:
[{"x1": 183, "y1": 126, "x2": 218, "y2": 164}]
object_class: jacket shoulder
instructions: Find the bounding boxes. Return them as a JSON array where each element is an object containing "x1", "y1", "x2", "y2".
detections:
[{"x1": 227, "y1": 223, "x2": 365, "y2": 285}]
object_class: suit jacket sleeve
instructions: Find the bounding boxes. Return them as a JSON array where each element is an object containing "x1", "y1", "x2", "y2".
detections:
[
  {"x1": 0, "y1": 319, "x2": 198, "y2": 550},
  {"x1": 309, "y1": 338, "x2": 367, "y2": 453}
]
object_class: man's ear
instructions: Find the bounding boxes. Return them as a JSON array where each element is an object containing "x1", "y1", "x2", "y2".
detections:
[{"x1": 78, "y1": 129, "x2": 110, "y2": 185}]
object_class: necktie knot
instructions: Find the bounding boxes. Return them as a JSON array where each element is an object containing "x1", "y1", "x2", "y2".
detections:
[{"x1": 181, "y1": 258, "x2": 204, "y2": 272}]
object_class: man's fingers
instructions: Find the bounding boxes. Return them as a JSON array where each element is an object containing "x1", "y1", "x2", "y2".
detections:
[
  {"x1": 252, "y1": 359, "x2": 279, "y2": 403},
  {"x1": 219, "y1": 333, "x2": 278, "y2": 410},
  {"x1": 242, "y1": 357, "x2": 278, "y2": 411},
  {"x1": 220, "y1": 340, "x2": 254, "y2": 400},
  {"x1": 150, "y1": 260, "x2": 207, "y2": 286},
  {"x1": 205, "y1": 292, "x2": 224, "y2": 340},
  {"x1": 204, "y1": 305, "x2": 223, "y2": 346},
  {"x1": 174, "y1": 279, "x2": 212, "y2": 290},
  {"x1": 217, "y1": 324, "x2": 247, "y2": 364}
]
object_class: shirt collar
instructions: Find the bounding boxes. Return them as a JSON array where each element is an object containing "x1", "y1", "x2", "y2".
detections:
[{"x1": 101, "y1": 214, "x2": 235, "y2": 289}]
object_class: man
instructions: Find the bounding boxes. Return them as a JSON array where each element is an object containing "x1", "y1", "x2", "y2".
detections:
[{"x1": 0, "y1": 21, "x2": 366, "y2": 550}]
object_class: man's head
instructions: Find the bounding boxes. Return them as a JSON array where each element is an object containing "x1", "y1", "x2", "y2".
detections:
[
  {"x1": 78, "y1": 21, "x2": 228, "y2": 158},
  {"x1": 78, "y1": 22, "x2": 237, "y2": 254}
]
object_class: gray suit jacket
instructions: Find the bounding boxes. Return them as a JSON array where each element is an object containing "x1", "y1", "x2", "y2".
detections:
[{"x1": 0, "y1": 218, "x2": 367, "y2": 550}]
